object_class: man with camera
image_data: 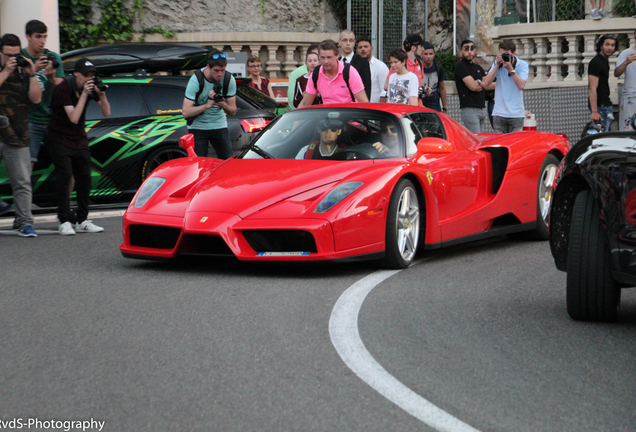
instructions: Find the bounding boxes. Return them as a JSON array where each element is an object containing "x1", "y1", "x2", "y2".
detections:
[
  {"x1": 48, "y1": 58, "x2": 110, "y2": 235},
  {"x1": 0, "y1": 33, "x2": 41, "y2": 237},
  {"x1": 419, "y1": 41, "x2": 448, "y2": 113},
  {"x1": 482, "y1": 40, "x2": 529, "y2": 134},
  {"x1": 182, "y1": 49, "x2": 237, "y2": 158},
  {"x1": 21, "y1": 20, "x2": 64, "y2": 170}
]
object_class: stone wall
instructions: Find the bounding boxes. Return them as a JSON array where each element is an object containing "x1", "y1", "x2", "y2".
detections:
[{"x1": 136, "y1": 0, "x2": 341, "y2": 33}]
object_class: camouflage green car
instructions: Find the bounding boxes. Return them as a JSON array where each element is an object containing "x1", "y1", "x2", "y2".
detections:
[{"x1": 0, "y1": 76, "x2": 285, "y2": 206}]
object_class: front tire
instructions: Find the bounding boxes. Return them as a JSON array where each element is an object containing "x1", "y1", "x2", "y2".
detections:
[
  {"x1": 566, "y1": 190, "x2": 620, "y2": 321},
  {"x1": 141, "y1": 146, "x2": 187, "y2": 181},
  {"x1": 384, "y1": 179, "x2": 420, "y2": 269}
]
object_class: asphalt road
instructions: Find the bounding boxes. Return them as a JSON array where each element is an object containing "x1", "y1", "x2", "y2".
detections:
[{"x1": 1, "y1": 216, "x2": 635, "y2": 431}]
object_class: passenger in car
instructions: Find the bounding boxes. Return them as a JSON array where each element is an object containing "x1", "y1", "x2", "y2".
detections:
[
  {"x1": 372, "y1": 121, "x2": 400, "y2": 156},
  {"x1": 295, "y1": 119, "x2": 347, "y2": 159}
]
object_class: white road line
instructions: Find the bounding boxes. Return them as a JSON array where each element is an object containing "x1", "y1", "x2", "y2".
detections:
[
  {"x1": 329, "y1": 268, "x2": 481, "y2": 432},
  {"x1": 0, "y1": 209, "x2": 125, "y2": 228}
]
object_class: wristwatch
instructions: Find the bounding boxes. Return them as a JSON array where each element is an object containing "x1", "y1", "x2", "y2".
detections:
[
  {"x1": 442, "y1": 108, "x2": 447, "y2": 112},
  {"x1": 510, "y1": 70, "x2": 516, "y2": 76},
  {"x1": 477, "y1": 79, "x2": 482, "y2": 85}
]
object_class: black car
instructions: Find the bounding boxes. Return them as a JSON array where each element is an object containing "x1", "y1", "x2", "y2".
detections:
[
  {"x1": 0, "y1": 53, "x2": 286, "y2": 206},
  {"x1": 549, "y1": 130, "x2": 636, "y2": 322}
]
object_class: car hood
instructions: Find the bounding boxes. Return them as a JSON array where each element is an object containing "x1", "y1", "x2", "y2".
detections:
[{"x1": 186, "y1": 158, "x2": 374, "y2": 218}]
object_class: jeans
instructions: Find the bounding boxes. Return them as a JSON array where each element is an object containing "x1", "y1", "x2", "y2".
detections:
[
  {"x1": 492, "y1": 116, "x2": 525, "y2": 134},
  {"x1": 189, "y1": 128, "x2": 233, "y2": 159},
  {"x1": 49, "y1": 142, "x2": 92, "y2": 224},
  {"x1": 0, "y1": 142, "x2": 33, "y2": 228},
  {"x1": 591, "y1": 105, "x2": 614, "y2": 132},
  {"x1": 29, "y1": 122, "x2": 49, "y2": 162},
  {"x1": 460, "y1": 107, "x2": 488, "y2": 133}
]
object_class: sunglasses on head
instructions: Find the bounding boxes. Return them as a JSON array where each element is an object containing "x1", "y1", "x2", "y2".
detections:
[
  {"x1": 211, "y1": 53, "x2": 227, "y2": 60},
  {"x1": 462, "y1": 45, "x2": 476, "y2": 51},
  {"x1": 318, "y1": 119, "x2": 343, "y2": 132}
]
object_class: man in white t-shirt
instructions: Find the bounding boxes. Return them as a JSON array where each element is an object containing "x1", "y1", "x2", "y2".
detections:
[
  {"x1": 356, "y1": 36, "x2": 389, "y2": 103},
  {"x1": 383, "y1": 49, "x2": 419, "y2": 106},
  {"x1": 615, "y1": 32, "x2": 636, "y2": 130}
]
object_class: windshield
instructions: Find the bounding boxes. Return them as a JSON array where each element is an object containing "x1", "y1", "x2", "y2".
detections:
[{"x1": 239, "y1": 108, "x2": 404, "y2": 160}]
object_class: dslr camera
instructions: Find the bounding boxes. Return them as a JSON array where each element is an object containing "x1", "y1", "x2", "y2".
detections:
[
  {"x1": 92, "y1": 76, "x2": 108, "y2": 92},
  {"x1": 41, "y1": 49, "x2": 60, "y2": 69},
  {"x1": 418, "y1": 85, "x2": 430, "y2": 99},
  {"x1": 12, "y1": 53, "x2": 29, "y2": 68},
  {"x1": 212, "y1": 82, "x2": 224, "y2": 102},
  {"x1": 501, "y1": 52, "x2": 511, "y2": 63}
]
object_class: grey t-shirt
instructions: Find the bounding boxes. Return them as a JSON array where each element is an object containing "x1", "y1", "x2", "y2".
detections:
[{"x1": 617, "y1": 48, "x2": 636, "y2": 96}]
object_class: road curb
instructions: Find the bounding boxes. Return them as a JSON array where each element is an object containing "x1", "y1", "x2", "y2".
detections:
[{"x1": 0, "y1": 209, "x2": 126, "y2": 228}]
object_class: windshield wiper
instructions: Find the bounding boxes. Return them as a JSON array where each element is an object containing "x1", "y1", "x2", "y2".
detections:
[{"x1": 242, "y1": 143, "x2": 274, "y2": 159}]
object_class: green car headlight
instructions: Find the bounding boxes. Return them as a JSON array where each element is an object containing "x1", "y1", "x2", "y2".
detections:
[
  {"x1": 134, "y1": 177, "x2": 166, "y2": 208},
  {"x1": 314, "y1": 182, "x2": 363, "y2": 213}
]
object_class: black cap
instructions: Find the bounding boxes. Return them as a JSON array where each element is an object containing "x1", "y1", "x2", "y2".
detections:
[
  {"x1": 405, "y1": 34, "x2": 423, "y2": 47},
  {"x1": 75, "y1": 58, "x2": 96, "y2": 75}
]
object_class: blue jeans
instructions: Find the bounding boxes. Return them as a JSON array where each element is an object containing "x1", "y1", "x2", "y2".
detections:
[
  {"x1": 591, "y1": 105, "x2": 613, "y2": 132},
  {"x1": 0, "y1": 142, "x2": 34, "y2": 228},
  {"x1": 189, "y1": 128, "x2": 233, "y2": 159},
  {"x1": 29, "y1": 122, "x2": 49, "y2": 162}
]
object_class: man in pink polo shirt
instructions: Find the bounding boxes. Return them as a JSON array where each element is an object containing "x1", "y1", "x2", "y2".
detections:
[{"x1": 297, "y1": 39, "x2": 368, "y2": 107}]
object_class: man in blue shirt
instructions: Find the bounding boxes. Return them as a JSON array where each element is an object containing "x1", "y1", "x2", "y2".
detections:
[
  {"x1": 482, "y1": 40, "x2": 529, "y2": 133},
  {"x1": 182, "y1": 49, "x2": 237, "y2": 158}
]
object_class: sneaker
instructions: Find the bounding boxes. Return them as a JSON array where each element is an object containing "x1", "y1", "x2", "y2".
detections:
[
  {"x1": 599, "y1": 8, "x2": 606, "y2": 17},
  {"x1": 18, "y1": 225, "x2": 37, "y2": 237},
  {"x1": 59, "y1": 221, "x2": 76, "y2": 236},
  {"x1": 591, "y1": 8, "x2": 601, "y2": 19},
  {"x1": 75, "y1": 220, "x2": 104, "y2": 233},
  {"x1": 0, "y1": 201, "x2": 13, "y2": 215}
]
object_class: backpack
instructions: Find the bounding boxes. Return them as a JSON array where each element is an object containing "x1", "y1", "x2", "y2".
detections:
[
  {"x1": 311, "y1": 63, "x2": 355, "y2": 103},
  {"x1": 185, "y1": 69, "x2": 232, "y2": 126}
]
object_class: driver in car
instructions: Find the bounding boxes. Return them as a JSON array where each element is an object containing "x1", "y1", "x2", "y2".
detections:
[
  {"x1": 372, "y1": 121, "x2": 400, "y2": 157},
  {"x1": 295, "y1": 119, "x2": 348, "y2": 159}
]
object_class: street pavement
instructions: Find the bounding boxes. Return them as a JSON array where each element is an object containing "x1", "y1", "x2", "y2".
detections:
[{"x1": 1, "y1": 216, "x2": 634, "y2": 431}]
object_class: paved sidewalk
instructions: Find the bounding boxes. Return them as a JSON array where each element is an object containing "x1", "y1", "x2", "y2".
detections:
[{"x1": 0, "y1": 209, "x2": 126, "y2": 230}]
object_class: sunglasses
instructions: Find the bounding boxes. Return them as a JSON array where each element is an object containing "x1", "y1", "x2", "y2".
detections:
[
  {"x1": 318, "y1": 120, "x2": 343, "y2": 132},
  {"x1": 462, "y1": 45, "x2": 476, "y2": 51},
  {"x1": 382, "y1": 126, "x2": 397, "y2": 134},
  {"x1": 211, "y1": 53, "x2": 227, "y2": 60}
]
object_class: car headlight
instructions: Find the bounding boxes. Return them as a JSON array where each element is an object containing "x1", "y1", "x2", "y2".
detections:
[
  {"x1": 133, "y1": 177, "x2": 166, "y2": 208},
  {"x1": 314, "y1": 182, "x2": 363, "y2": 213}
]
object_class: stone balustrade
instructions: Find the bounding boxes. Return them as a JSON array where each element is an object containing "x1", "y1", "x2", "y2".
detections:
[
  {"x1": 488, "y1": 17, "x2": 636, "y2": 97},
  {"x1": 134, "y1": 31, "x2": 340, "y2": 79}
]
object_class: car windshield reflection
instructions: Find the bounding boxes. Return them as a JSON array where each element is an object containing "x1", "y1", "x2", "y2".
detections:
[{"x1": 239, "y1": 108, "x2": 403, "y2": 160}]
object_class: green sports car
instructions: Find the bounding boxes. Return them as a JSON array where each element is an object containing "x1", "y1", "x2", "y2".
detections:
[{"x1": 0, "y1": 75, "x2": 284, "y2": 206}]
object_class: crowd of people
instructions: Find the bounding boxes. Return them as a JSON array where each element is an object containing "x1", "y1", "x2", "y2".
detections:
[
  {"x1": 2, "y1": 22, "x2": 633, "y2": 233},
  {"x1": 1, "y1": 20, "x2": 109, "y2": 238}
]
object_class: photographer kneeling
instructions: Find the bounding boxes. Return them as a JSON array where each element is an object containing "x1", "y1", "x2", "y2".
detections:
[
  {"x1": 48, "y1": 58, "x2": 110, "y2": 235},
  {"x1": 182, "y1": 49, "x2": 237, "y2": 158},
  {"x1": 482, "y1": 40, "x2": 529, "y2": 134}
]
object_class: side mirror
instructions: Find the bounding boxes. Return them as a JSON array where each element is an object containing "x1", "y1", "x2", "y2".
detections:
[
  {"x1": 179, "y1": 133, "x2": 197, "y2": 157},
  {"x1": 416, "y1": 137, "x2": 454, "y2": 153}
]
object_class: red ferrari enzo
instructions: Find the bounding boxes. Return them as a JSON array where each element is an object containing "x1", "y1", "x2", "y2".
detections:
[{"x1": 120, "y1": 104, "x2": 570, "y2": 268}]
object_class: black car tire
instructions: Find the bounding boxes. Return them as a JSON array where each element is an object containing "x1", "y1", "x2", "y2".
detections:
[
  {"x1": 384, "y1": 179, "x2": 420, "y2": 269},
  {"x1": 141, "y1": 145, "x2": 188, "y2": 181},
  {"x1": 566, "y1": 190, "x2": 621, "y2": 322},
  {"x1": 508, "y1": 153, "x2": 559, "y2": 240}
]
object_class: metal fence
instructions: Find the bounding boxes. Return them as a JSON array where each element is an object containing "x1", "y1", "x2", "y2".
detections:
[{"x1": 347, "y1": 0, "x2": 412, "y2": 62}]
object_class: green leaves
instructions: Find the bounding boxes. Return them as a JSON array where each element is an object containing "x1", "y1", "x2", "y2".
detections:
[{"x1": 59, "y1": 0, "x2": 173, "y2": 52}]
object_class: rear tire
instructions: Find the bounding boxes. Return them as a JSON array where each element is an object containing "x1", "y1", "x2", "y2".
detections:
[
  {"x1": 508, "y1": 153, "x2": 559, "y2": 240},
  {"x1": 384, "y1": 179, "x2": 420, "y2": 269},
  {"x1": 566, "y1": 190, "x2": 620, "y2": 322},
  {"x1": 141, "y1": 146, "x2": 187, "y2": 181}
]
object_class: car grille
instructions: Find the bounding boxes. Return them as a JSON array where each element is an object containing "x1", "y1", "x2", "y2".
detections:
[
  {"x1": 177, "y1": 234, "x2": 235, "y2": 256},
  {"x1": 243, "y1": 230, "x2": 317, "y2": 253},
  {"x1": 129, "y1": 225, "x2": 181, "y2": 249}
]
